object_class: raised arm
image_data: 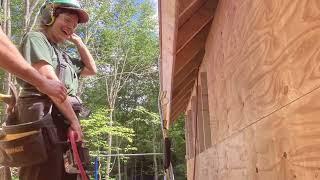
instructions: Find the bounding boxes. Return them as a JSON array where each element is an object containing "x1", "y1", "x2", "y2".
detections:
[
  {"x1": 68, "y1": 33, "x2": 97, "y2": 76},
  {"x1": 0, "y1": 29, "x2": 67, "y2": 102}
]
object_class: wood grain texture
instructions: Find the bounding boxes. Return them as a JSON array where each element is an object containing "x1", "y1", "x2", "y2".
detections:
[
  {"x1": 179, "y1": 0, "x2": 194, "y2": 17},
  {"x1": 188, "y1": 88, "x2": 320, "y2": 179},
  {"x1": 184, "y1": 0, "x2": 320, "y2": 179},
  {"x1": 205, "y1": 0, "x2": 320, "y2": 142},
  {"x1": 169, "y1": 0, "x2": 218, "y2": 122},
  {"x1": 177, "y1": 1, "x2": 214, "y2": 52},
  {"x1": 179, "y1": 0, "x2": 219, "y2": 28},
  {"x1": 172, "y1": 94, "x2": 190, "y2": 121},
  {"x1": 197, "y1": 85, "x2": 206, "y2": 153},
  {"x1": 200, "y1": 72, "x2": 212, "y2": 149},
  {"x1": 173, "y1": 49, "x2": 204, "y2": 92},
  {"x1": 192, "y1": 95, "x2": 202, "y2": 156},
  {"x1": 159, "y1": 0, "x2": 179, "y2": 128}
]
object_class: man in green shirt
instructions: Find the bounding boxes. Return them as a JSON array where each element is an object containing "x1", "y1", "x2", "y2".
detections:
[
  {"x1": 19, "y1": 31, "x2": 84, "y2": 97},
  {"x1": 15, "y1": 0, "x2": 96, "y2": 179}
]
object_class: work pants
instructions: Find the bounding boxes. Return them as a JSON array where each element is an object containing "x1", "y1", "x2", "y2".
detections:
[{"x1": 16, "y1": 97, "x2": 77, "y2": 180}]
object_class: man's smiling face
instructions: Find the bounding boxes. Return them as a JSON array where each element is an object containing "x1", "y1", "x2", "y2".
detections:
[{"x1": 49, "y1": 12, "x2": 79, "y2": 43}]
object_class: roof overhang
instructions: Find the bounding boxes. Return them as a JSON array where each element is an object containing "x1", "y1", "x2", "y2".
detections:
[{"x1": 159, "y1": 0, "x2": 219, "y2": 128}]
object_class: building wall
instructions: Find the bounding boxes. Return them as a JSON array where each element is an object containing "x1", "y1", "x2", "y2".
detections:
[{"x1": 184, "y1": 0, "x2": 320, "y2": 179}]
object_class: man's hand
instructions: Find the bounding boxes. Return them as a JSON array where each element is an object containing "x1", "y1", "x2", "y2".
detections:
[
  {"x1": 69, "y1": 121, "x2": 84, "y2": 142},
  {"x1": 67, "y1": 33, "x2": 83, "y2": 46},
  {"x1": 37, "y1": 79, "x2": 67, "y2": 103}
]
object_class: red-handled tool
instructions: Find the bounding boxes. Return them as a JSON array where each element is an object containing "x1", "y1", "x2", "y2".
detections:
[{"x1": 68, "y1": 130, "x2": 88, "y2": 180}]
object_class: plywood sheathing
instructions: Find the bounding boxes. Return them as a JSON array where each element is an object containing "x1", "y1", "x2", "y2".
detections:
[
  {"x1": 188, "y1": 88, "x2": 320, "y2": 180},
  {"x1": 185, "y1": 0, "x2": 320, "y2": 179},
  {"x1": 206, "y1": 0, "x2": 320, "y2": 144}
]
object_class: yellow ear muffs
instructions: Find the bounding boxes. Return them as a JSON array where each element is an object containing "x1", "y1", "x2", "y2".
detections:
[
  {"x1": 40, "y1": 3, "x2": 56, "y2": 26},
  {"x1": 44, "y1": 3, "x2": 56, "y2": 26},
  {"x1": 46, "y1": 16, "x2": 56, "y2": 26}
]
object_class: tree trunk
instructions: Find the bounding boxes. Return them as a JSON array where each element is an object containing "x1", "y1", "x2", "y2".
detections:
[
  {"x1": 103, "y1": 26, "x2": 133, "y2": 179},
  {"x1": 117, "y1": 137, "x2": 121, "y2": 180},
  {"x1": 124, "y1": 163, "x2": 127, "y2": 180},
  {"x1": 24, "y1": 0, "x2": 30, "y2": 32},
  {"x1": 134, "y1": 159, "x2": 137, "y2": 180},
  {"x1": 5, "y1": 0, "x2": 11, "y2": 94},
  {"x1": 6, "y1": 0, "x2": 10, "y2": 38},
  {"x1": 117, "y1": 160, "x2": 121, "y2": 179},
  {"x1": 2, "y1": 0, "x2": 12, "y2": 107},
  {"x1": 21, "y1": 0, "x2": 42, "y2": 42},
  {"x1": 152, "y1": 126, "x2": 158, "y2": 180},
  {"x1": 140, "y1": 160, "x2": 143, "y2": 180},
  {"x1": 2, "y1": 0, "x2": 7, "y2": 31},
  {"x1": 105, "y1": 109, "x2": 113, "y2": 180},
  {"x1": 129, "y1": 164, "x2": 132, "y2": 180}
]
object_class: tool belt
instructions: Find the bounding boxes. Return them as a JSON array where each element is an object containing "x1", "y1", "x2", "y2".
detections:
[
  {"x1": 0, "y1": 83, "x2": 90, "y2": 169},
  {"x1": 69, "y1": 96, "x2": 91, "y2": 119},
  {"x1": 0, "y1": 113, "x2": 54, "y2": 167}
]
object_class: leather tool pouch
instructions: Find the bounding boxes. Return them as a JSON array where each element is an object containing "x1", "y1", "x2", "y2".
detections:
[
  {"x1": 69, "y1": 96, "x2": 83, "y2": 112},
  {"x1": 68, "y1": 96, "x2": 91, "y2": 119},
  {"x1": 0, "y1": 114, "x2": 54, "y2": 167},
  {"x1": 0, "y1": 97, "x2": 57, "y2": 167}
]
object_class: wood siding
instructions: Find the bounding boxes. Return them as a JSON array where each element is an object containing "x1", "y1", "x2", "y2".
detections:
[{"x1": 185, "y1": 0, "x2": 320, "y2": 179}]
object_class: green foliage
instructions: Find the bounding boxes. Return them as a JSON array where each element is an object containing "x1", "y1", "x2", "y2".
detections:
[
  {"x1": 82, "y1": 0, "x2": 159, "y2": 109},
  {"x1": 81, "y1": 108, "x2": 136, "y2": 152},
  {"x1": 80, "y1": 1, "x2": 163, "y2": 176},
  {"x1": 170, "y1": 116, "x2": 187, "y2": 180},
  {"x1": 132, "y1": 106, "x2": 161, "y2": 125}
]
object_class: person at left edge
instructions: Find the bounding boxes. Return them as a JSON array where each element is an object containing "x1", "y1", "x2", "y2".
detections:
[{"x1": 0, "y1": 29, "x2": 68, "y2": 102}]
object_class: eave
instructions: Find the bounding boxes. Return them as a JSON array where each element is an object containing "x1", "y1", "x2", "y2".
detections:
[{"x1": 159, "y1": 0, "x2": 219, "y2": 128}]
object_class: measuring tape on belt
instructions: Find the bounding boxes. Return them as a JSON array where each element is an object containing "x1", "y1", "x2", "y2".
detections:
[{"x1": 68, "y1": 131, "x2": 88, "y2": 180}]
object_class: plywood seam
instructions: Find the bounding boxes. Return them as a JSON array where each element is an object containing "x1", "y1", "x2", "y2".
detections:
[{"x1": 216, "y1": 84, "x2": 320, "y2": 146}]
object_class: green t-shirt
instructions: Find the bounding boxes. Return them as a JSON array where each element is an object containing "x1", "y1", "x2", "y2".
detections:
[{"x1": 18, "y1": 31, "x2": 84, "y2": 96}]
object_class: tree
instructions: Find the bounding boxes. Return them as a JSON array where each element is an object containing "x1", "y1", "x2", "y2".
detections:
[
  {"x1": 80, "y1": 0, "x2": 159, "y2": 178},
  {"x1": 131, "y1": 107, "x2": 162, "y2": 180},
  {"x1": 21, "y1": 0, "x2": 43, "y2": 42},
  {"x1": 81, "y1": 108, "x2": 136, "y2": 179},
  {"x1": 169, "y1": 116, "x2": 187, "y2": 180},
  {"x1": 1, "y1": 0, "x2": 12, "y2": 95}
]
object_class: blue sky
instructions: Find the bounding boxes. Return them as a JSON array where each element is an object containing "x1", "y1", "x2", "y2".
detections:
[
  {"x1": 136, "y1": 0, "x2": 159, "y2": 23},
  {"x1": 136, "y1": 0, "x2": 158, "y2": 17}
]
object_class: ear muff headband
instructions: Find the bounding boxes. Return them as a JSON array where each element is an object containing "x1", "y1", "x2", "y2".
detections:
[{"x1": 45, "y1": 3, "x2": 56, "y2": 26}]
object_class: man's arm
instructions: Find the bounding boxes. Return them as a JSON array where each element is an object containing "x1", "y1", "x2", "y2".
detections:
[
  {"x1": 0, "y1": 29, "x2": 67, "y2": 102},
  {"x1": 68, "y1": 34, "x2": 97, "y2": 76},
  {"x1": 33, "y1": 61, "x2": 83, "y2": 141}
]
